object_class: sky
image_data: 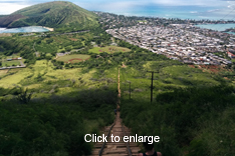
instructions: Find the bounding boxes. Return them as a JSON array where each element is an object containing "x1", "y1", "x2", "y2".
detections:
[{"x1": 0, "y1": 0, "x2": 235, "y2": 20}]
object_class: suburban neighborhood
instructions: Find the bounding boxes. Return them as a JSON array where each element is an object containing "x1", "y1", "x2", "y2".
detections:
[{"x1": 106, "y1": 24, "x2": 235, "y2": 65}]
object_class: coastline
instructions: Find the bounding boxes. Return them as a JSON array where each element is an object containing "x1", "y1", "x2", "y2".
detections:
[
  {"x1": 0, "y1": 26, "x2": 54, "y2": 33},
  {"x1": 42, "y1": 26, "x2": 54, "y2": 32},
  {"x1": 195, "y1": 23, "x2": 235, "y2": 32}
]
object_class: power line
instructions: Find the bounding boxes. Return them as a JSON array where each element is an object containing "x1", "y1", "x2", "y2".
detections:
[{"x1": 207, "y1": 2, "x2": 235, "y2": 32}]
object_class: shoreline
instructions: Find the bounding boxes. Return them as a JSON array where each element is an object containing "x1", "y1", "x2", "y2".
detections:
[
  {"x1": 42, "y1": 26, "x2": 54, "y2": 32},
  {"x1": 34, "y1": 26, "x2": 54, "y2": 31},
  {"x1": 0, "y1": 26, "x2": 54, "y2": 33}
]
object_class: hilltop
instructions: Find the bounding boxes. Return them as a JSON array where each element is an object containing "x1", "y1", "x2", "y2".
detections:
[{"x1": 0, "y1": 1, "x2": 99, "y2": 31}]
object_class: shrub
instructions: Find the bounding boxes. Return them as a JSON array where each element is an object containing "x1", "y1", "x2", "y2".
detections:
[{"x1": 16, "y1": 88, "x2": 32, "y2": 104}]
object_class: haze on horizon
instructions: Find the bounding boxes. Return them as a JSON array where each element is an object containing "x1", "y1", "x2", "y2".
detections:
[{"x1": 0, "y1": 0, "x2": 235, "y2": 20}]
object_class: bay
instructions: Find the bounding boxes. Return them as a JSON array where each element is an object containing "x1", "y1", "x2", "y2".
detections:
[
  {"x1": 195, "y1": 24, "x2": 235, "y2": 31},
  {"x1": 0, "y1": 26, "x2": 49, "y2": 33}
]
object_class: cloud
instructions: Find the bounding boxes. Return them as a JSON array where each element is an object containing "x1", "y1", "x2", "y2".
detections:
[
  {"x1": 75, "y1": 0, "x2": 229, "y2": 12},
  {"x1": 0, "y1": 0, "x2": 26, "y2": 1},
  {"x1": 75, "y1": 1, "x2": 141, "y2": 11},
  {"x1": 227, "y1": 1, "x2": 235, "y2": 8},
  {"x1": 150, "y1": 0, "x2": 228, "y2": 7},
  {"x1": 207, "y1": 9, "x2": 220, "y2": 12},
  {"x1": 0, "y1": 0, "x2": 232, "y2": 15},
  {"x1": 0, "y1": 2, "x2": 30, "y2": 14}
]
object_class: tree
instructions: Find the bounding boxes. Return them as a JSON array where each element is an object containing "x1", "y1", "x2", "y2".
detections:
[
  {"x1": 16, "y1": 88, "x2": 33, "y2": 104},
  {"x1": 46, "y1": 38, "x2": 53, "y2": 44}
]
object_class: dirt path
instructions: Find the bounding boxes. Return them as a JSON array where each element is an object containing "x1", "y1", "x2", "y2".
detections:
[
  {"x1": 19, "y1": 60, "x2": 25, "y2": 67},
  {"x1": 90, "y1": 68, "x2": 140, "y2": 156}
]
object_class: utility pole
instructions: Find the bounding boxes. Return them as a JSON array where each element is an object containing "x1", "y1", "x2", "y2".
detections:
[
  {"x1": 126, "y1": 81, "x2": 131, "y2": 99},
  {"x1": 147, "y1": 71, "x2": 158, "y2": 103}
]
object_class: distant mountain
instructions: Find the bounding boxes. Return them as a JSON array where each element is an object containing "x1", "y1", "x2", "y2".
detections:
[{"x1": 0, "y1": 1, "x2": 99, "y2": 31}]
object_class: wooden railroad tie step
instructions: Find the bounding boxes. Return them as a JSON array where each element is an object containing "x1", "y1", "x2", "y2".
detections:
[{"x1": 91, "y1": 111, "x2": 140, "y2": 156}]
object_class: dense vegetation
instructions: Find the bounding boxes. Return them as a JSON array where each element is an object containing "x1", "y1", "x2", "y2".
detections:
[
  {"x1": 121, "y1": 84, "x2": 235, "y2": 156},
  {"x1": 0, "y1": 37, "x2": 35, "y2": 65},
  {"x1": 1, "y1": 20, "x2": 235, "y2": 156},
  {"x1": 0, "y1": 87, "x2": 116, "y2": 156},
  {"x1": 0, "y1": 1, "x2": 99, "y2": 31}
]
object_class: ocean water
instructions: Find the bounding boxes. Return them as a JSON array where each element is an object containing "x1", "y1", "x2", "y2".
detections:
[
  {"x1": 101, "y1": 5, "x2": 234, "y2": 20},
  {"x1": 196, "y1": 24, "x2": 235, "y2": 31},
  {"x1": 0, "y1": 26, "x2": 49, "y2": 33}
]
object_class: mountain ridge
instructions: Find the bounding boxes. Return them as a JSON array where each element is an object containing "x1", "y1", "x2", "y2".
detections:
[{"x1": 0, "y1": 1, "x2": 99, "y2": 31}]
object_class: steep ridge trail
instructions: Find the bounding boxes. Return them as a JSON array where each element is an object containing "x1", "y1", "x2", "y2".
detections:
[
  {"x1": 118, "y1": 67, "x2": 121, "y2": 108},
  {"x1": 90, "y1": 68, "x2": 140, "y2": 156}
]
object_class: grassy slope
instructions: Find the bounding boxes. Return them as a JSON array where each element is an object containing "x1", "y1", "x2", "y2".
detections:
[
  {"x1": 0, "y1": 57, "x2": 222, "y2": 100},
  {"x1": 1, "y1": 29, "x2": 235, "y2": 155},
  {"x1": 34, "y1": 33, "x2": 91, "y2": 53},
  {"x1": 57, "y1": 54, "x2": 90, "y2": 62},
  {"x1": 89, "y1": 46, "x2": 131, "y2": 54},
  {"x1": 0, "y1": 60, "x2": 101, "y2": 94},
  {"x1": 0, "y1": 53, "x2": 235, "y2": 156},
  {"x1": 2, "y1": 60, "x2": 21, "y2": 66}
]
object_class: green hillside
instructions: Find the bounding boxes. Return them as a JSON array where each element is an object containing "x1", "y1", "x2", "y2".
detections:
[
  {"x1": 0, "y1": 1, "x2": 99, "y2": 31},
  {"x1": 1, "y1": 26, "x2": 235, "y2": 155}
]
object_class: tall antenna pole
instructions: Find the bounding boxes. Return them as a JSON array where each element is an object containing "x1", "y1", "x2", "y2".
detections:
[
  {"x1": 147, "y1": 71, "x2": 158, "y2": 102},
  {"x1": 150, "y1": 72, "x2": 154, "y2": 103}
]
